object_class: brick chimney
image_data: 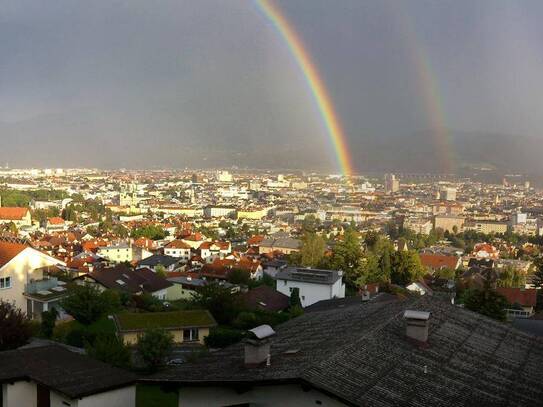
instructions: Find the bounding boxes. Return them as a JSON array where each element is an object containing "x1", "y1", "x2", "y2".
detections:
[
  {"x1": 403, "y1": 310, "x2": 431, "y2": 343},
  {"x1": 244, "y1": 325, "x2": 275, "y2": 367}
]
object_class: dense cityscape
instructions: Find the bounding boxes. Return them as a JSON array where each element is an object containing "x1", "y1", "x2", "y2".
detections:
[{"x1": 0, "y1": 168, "x2": 542, "y2": 405}]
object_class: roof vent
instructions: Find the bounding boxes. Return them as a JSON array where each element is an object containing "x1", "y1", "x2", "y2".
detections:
[
  {"x1": 403, "y1": 310, "x2": 430, "y2": 344},
  {"x1": 244, "y1": 325, "x2": 275, "y2": 368}
]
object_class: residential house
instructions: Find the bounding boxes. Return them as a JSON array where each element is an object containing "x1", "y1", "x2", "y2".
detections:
[
  {"x1": 199, "y1": 241, "x2": 231, "y2": 263},
  {"x1": 242, "y1": 285, "x2": 290, "y2": 312},
  {"x1": 0, "y1": 207, "x2": 32, "y2": 227},
  {"x1": 164, "y1": 240, "x2": 192, "y2": 261},
  {"x1": 45, "y1": 217, "x2": 66, "y2": 232},
  {"x1": 275, "y1": 267, "x2": 345, "y2": 307},
  {"x1": 137, "y1": 254, "x2": 179, "y2": 272},
  {"x1": 166, "y1": 276, "x2": 206, "y2": 301},
  {"x1": 113, "y1": 310, "x2": 217, "y2": 345},
  {"x1": 181, "y1": 233, "x2": 209, "y2": 250},
  {"x1": 258, "y1": 237, "x2": 301, "y2": 255},
  {"x1": 496, "y1": 287, "x2": 537, "y2": 319},
  {"x1": 97, "y1": 244, "x2": 133, "y2": 263},
  {"x1": 77, "y1": 264, "x2": 172, "y2": 300},
  {"x1": 419, "y1": 253, "x2": 461, "y2": 274},
  {"x1": 0, "y1": 344, "x2": 136, "y2": 407},
  {"x1": 0, "y1": 239, "x2": 65, "y2": 316}
]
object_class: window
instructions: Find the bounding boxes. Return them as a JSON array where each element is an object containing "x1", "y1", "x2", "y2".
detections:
[
  {"x1": 0, "y1": 277, "x2": 11, "y2": 289},
  {"x1": 183, "y1": 328, "x2": 199, "y2": 342}
]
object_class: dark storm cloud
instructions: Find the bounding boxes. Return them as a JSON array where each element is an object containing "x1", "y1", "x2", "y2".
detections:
[{"x1": 2, "y1": 0, "x2": 543, "y2": 172}]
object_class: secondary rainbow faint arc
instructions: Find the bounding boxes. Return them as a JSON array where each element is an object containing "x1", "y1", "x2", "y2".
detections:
[{"x1": 255, "y1": 0, "x2": 354, "y2": 177}]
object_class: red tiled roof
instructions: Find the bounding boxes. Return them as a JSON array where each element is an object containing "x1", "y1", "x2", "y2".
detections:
[
  {"x1": 247, "y1": 235, "x2": 265, "y2": 246},
  {"x1": 419, "y1": 254, "x2": 460, "y2": 270},
  {"x1": 47, "y1": 217, "x2": 65, "y2": 225},
  {"x1": 0, "y1": 207, "x2": 29, "y2": 220},
  {"x1": 183, "y1": 233, "x2": 205, "y2": 242},
  {"x1": 199, "y1": 241, "x2": 230, "y2": 250},
  {"x1": 0, "y1": 241, "x2": 28, "y2": 267},
  {"x1": 165, "y1": 240, "x2": 191, "y2": 250},
  {"x1": 496, "y1": 288, "x2": 537, "y2": 307}
]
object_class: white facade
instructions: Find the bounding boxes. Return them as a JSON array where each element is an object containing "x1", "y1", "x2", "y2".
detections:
[
  {"x1": 178, "y1": 384, "x2": 346, "y2": 407},
  {"x1": 0, "y1": 247, "x2": 64, "y2": 314},
  {"x1": 276, "y1": 276, "x2": 345, "y2": 308},
  {"x1": 97, "y1": 246, "x2": 133, "y2": 263},
  {"x1": 164, "y1": 246, "x2": 191, "y2": 261},
  {"x1": 2, "y1": 381, "x2": 135, "y2": 407}
]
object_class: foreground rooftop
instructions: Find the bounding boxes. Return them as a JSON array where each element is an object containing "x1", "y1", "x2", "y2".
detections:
[{"x1": 148, "y1": 294, "x2": 543, "y2": 406}]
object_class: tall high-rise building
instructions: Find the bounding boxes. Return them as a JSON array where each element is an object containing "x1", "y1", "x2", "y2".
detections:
[
  {"x1": 384, "y1": 173, "x2": 399, "y2": 194},
  {"x1": 441, "y1": 187, "x2": 457, "y2": 201}
]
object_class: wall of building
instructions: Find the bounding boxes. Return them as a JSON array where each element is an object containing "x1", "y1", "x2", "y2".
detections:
[
  {"x1": 121, "y1": 328, "x2": 209, "y2": 345},
  {"x1": 77, "y1": 386, "x2": 136, "y2": 407},
  {"x1": 50, "y1": 389, "x2": 76, "y2": 407},
  {"x1": 0, "y1": 248, "x2": 60, "y2": 313},
  {"x1": 178, "y1": 384, "x2": 346, "y2": 407},
  {"x1": 3, "y1": 381, "x2": 37, "y2": 407},
  {"x1": 276, "y1": 279, "x2": 344, "y2": 308},
  {"x1": 166, "y1": 284, "x2": 196, "y2": 301}
]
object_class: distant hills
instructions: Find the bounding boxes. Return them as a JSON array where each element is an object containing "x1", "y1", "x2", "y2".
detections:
[{"x1": 0, "y1": 112, "x2": 540, "y2": 176}]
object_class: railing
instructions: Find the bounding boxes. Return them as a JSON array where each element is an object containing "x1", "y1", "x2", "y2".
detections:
[{"x1": 504, "y1": 308, "x2": 532, "y2": 320}]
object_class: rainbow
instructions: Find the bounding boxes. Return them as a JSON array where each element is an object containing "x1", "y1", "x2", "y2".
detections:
[
  {"x1": 255, "y1": 0, "x2": 354, "y2": 177},
  {"x1": 387, "y1": 4, "x2": 455, "y2": 174}
]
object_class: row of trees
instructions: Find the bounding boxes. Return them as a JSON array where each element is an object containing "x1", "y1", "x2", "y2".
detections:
[{"x1": 292, "y1": 229, "x2": 425, "y2": 292}]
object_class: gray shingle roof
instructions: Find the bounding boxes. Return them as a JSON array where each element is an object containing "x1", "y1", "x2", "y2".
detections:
[
  {"x1": 275, "y1": 267, "x2": 343, "y2": 285},
  {"x1": 0, "y1": 345, "x2": 136, "y2": 398},
  {"x1": 147, "y1": 295, "x2": 543, "y2": 406}
]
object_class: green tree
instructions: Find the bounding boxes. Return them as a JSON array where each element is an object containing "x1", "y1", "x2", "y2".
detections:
[
  {"x1": 497, "y1": 266, "x2": 525, "y2": 288},
  {"x1": 190, "y1": 283, "x2": 243, "y2": 325},
  {"x1": 86, "y1": 334, "x2": 131, "y2": 369},
  {"x1": 60, "y1": 285, "x2": 119, "y2": 325},
  {"x1": 460, "y1": 288, "x2": 508, "y2": 321},
  {"x1": 228, "y1": 269, "x2": 251, "y2": 285},
  {"x1": 136, "y1": 328, "x2": 174, "y2": 372},
  {"x1": 155, "y1": 264, "x2": 168, "y2": 278},
  {"x1": 40, "y1": 308, "x2": 58, "y2": 338},
  {"x1": 131, "y1": 225, "x2": 168, "y2": 240},
  {"x1": 0, "y1": 300, "x2": 33, "y2": 350},
  {"x1": 299, "y1": 233, "x2": 326, "y2": 268},
  {"x1": 390, "y1": 250, "x2": 425, "y2": 286},
  {"x1": 302, "y1": 214, "x2": 320, "y2": 233},
  {"x1": 289, "y1": 287, "x2": 302, "y2": 308},
  {"x1": 326, "y1": 229, "x2": 364, "y2": 290}
]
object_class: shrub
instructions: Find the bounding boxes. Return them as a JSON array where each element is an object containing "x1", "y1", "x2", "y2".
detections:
[
  {"x1": 86, "y1": 334, "x2": 131, "y2": 369},
  {"x1": 136, "y1": 329, "x2": 174, "y2": 372},
  {"x1": 40, "y1": 308, "x2": 58, "y2": 338},
  {"x1": 204, "y1": 327, "x2": 244, "y2": 348},
  {"x1": 0, "y1": 301, "x2": 33, "y2": 351}
]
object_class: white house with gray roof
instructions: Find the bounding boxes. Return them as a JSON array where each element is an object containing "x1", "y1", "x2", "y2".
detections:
[{"x1": 275, "y1": 267, "x2": 345, "y2": 307}]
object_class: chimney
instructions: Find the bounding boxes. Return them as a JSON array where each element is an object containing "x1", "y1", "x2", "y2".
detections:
[
  {"x1": 403, "y1": 310, "x2": 431, "y2": 343},
  {"x1": 244, "y1": 325, "x2": 275, "y2": 367}
]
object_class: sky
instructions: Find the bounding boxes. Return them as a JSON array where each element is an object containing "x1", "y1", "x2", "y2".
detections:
[{"x1": 2, "y1": 0, "x2": 543, "y2": 172}]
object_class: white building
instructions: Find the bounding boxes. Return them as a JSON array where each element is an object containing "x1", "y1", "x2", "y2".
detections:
[
  {"x1": 164, "y1": 240, "x2": 192, "y2": 261},
  {"x1": 0, "y1": 344, "x2": 136, "y2": 407},
  {"x1": 275, "y1": 268, "x2": 345, "y2": 308},
  {"x1": 0, "y1": 240, "x2": 65, "y2": 317}
]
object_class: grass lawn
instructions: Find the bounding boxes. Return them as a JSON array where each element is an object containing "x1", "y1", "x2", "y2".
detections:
[
  {"x1": 115, "y1": 310, "x2": 215, "y2": 330},
  {"x1": 73, "y1": 315, "x2": 116, "y2": 335},
  {"x1": 136, "y1": 384, "x2": 178, "y2": 407}
]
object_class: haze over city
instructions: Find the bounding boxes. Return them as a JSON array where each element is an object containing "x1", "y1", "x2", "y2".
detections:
[{"x1": 3, "y1": 0, "x2": 543, "y2": 173}]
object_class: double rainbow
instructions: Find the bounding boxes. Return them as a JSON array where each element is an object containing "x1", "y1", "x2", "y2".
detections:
[{"x1": 255, "y1": 0, "x2": 354, "y2": 177}]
